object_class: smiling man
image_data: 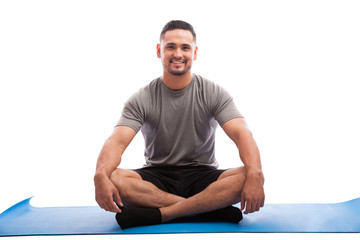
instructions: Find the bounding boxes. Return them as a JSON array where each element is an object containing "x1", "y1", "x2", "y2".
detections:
[
  {"x1": 94, "y1": 20, "x2": 265, "y2": 229},
  {"x1": 158, "y1": 27, "x2": 197, "y2": 78}
]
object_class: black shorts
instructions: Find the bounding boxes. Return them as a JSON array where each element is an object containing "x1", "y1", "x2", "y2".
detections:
[{"x1": 134, "y1": 165, "x2": 226, "y2": 198}]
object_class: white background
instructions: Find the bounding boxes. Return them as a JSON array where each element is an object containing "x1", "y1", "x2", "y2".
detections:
[{"x1": 1, "y1": 0, "x2": 359, "y2": 239}]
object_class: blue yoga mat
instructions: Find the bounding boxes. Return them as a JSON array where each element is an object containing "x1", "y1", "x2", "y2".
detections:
[{"x1": 0, "y1": 197, "x2": 359, "y2": 236}]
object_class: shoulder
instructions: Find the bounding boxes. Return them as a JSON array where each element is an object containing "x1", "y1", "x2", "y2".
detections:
[
  {"x1": 193, "y1": 74, "x2": 215, "y2": 89},
  {"x1": 127, "y1": 77, "x2": 161, "y2": 104},
  {"x1": 121, "y1": 77, "x2": 161, "y2": 124},
  {"x1": 193, "y1": 74, "x2": 230, "y2": 98}
]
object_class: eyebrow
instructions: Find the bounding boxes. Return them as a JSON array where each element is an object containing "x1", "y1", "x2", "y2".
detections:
[{"x1": 165, "y1": 43, "x2": 193, "y2": 48}]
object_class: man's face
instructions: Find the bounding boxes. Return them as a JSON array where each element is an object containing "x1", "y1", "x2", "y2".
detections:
[{"x1": 157, "y1": 29, "x2": 198, "y2": 76}]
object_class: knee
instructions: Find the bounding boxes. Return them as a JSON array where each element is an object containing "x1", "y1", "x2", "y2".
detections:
[
  {"x1": 228, "y1": 167, "x2": 247, "y2": 198},
  {"x1": 236, "y1": 166, "x2": 247, "y2": 178},
  {"x1": 110, "y1": 169, "x2": 139, "y2": 199},
  {"x1": 220, "y1": 166, "x2": 247, "y2": 182},
  {"x1": 235, "y1": 167, "x2": 247, "y2": 183},
  {"x1": 110, "y1": 168, "x2": 126, "y2": 183},
  {"x1": 235, "y1": 170, "x2": 247, "y2": 192},
  {"x1": 109, "y1": 169, "x2": 130, "y2": 193}
]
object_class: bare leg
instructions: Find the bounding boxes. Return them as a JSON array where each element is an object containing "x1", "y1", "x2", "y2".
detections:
[
  {"x1": 110, "y1": 168, "x2": 184, "y2": 208},
  {"x1": 160, "y1": 167, "x2": 246, "y2": 222},
  {"x1": 113, "y1": 166, "x2": 246, "y2": 229}
]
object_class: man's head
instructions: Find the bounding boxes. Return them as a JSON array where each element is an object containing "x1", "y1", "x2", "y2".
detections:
[
  {"x1": 160, "y1": 20, "x2": 196, "y2": 44},
  {"x1": 157, "y1": 20, "x2": 198, "y2": 76}
]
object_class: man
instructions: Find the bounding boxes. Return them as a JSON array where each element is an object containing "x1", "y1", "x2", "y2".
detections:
[{"x1": 94, "y1": 20, "x2": 265, "y2": 229}]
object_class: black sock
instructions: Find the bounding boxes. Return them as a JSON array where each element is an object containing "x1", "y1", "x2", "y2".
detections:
[
  {"x1": 115, "y1": 207, "x2": 162, "y2": 229},
  {"x1": 197, "y1": 206, "x2": 243, "y2": 223}
]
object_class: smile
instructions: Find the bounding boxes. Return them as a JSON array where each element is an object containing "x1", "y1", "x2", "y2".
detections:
[{"x1": 170, "y1": 59, "x2": 186, "y2": 64}]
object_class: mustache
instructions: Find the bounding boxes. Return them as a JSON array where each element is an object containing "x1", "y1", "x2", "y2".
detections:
[{"x1": 170, "y1": 58, "x2": 187, "y2": 63}]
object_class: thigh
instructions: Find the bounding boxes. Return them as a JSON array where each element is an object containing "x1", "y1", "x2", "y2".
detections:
[
  {"x1": 217, "y1": 166, "x2": 246, "y2": 180},
  {"x1": 183, "y1": 166, "x2": 226, "y2": 198},
  {"x1": 133, "y1": 167, "x2": 179, "y2": 195},
  {"x1": 110, "y1": 168, "x2": 143, "y2": 182}
]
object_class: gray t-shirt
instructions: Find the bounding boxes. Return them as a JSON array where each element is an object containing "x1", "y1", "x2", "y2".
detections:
[{"x1": 117, "y1": 74, "x2": 242, "y2": 168}]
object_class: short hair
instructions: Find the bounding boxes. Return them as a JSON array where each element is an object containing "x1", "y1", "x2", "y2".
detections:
[{"x1": 160, "y1": 20, "x2": 196, "y2": 43}]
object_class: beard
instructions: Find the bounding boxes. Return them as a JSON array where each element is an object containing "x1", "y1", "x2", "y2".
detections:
[
  {"x1": 164, "y1": 58, "x2": 192, "y2": 76},
  {"x1": 167, "y1": 67, "x2": 191, "y2": 76}
]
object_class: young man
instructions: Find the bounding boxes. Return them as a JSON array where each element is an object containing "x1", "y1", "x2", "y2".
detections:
[{"x1": 94, "y1": 20, "x2": 265, "y2": 229}]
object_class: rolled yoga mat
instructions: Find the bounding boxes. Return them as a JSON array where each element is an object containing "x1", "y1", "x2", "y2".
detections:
[{"x1": 0, "y1": 197, "x2": 359, "y2": 236}]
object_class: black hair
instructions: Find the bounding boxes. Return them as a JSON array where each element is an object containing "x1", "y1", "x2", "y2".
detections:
[{"x1": 160, "y1": 20, "x2": 196, "y2": 43}]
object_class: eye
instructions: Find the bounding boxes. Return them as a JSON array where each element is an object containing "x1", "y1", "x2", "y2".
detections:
[
  {"x1": 182, "y1": 46, "x2": 191, "y2": 51},
  {"x1": 166, "y1": 45, "x2": 175, "y2": 50}
]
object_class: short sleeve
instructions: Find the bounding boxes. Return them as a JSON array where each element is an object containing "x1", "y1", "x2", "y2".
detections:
[
  {"x1": 116, "y1": 92, "x2": 145, "y2": 132},
  {"x1": 211, "y1": 84, "x2": 243, "y2": 126}
]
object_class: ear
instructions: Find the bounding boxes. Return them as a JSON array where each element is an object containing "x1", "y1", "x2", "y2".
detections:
[
  {"x1": 193, "y1": 46, "x2": 198, "y2": 60},
  {"x1": 156, "y1": 44, "x2": 161, "y2": 58}
]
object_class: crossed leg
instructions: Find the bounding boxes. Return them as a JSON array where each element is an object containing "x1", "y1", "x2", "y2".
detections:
[
  {"x1": 110, "y1": 168, "x2": 185, "y2": 208},
  {"x1": 110, "y1": 166, "x2": 247, "y2": 227}
]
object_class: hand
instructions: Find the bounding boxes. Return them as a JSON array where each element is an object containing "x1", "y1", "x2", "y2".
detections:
[
  {"x1": 240, "y1": 170, "x2": 265, "y2": 214},
  {"x1": 94, "y1": 174, "x2": 123, "y2": 213}
]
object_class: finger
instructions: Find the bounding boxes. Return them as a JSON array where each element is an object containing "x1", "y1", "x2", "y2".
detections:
[
  {"x1": 102, "y1": 201, "x2": 110, "y2": 211},
  {"x1": 241, "y1": 199, "x2": 245, "y2": 211},
  {"x1": 104, "y1": 198, "x2": 118, "y2": 213},
  {"x1": 255, "y1": 200, "x2": 261, "y2": 212},
  {"x1": 260, "y1": 198, "x2": 265, "y2": 208},
  {"x1": 110, "y1": 201, "x2": 122, "y2": 213},
  {"x1": 107, "y1": 196, "x2": 121, "y2": 213},
  {"x1": 95, "y1": 196, "x2": 105, "y2": 210},
  {"x1": 240, "y1": 193, "x2": 246, "y2": 211},
  {"x1": 261, "y1": 196, "x2": 265, "y2": 207},
  {"x1": 100, "y1": 198, "x2": 113, "y2": 212},
  {"x1": 245, "y1": 201, "x2": 252, "y2": 214},
  {"x1": 98, "y1": 201, "x2": 105, "y2": 210},
  {"x1": 113, "y1": 191, "x2": 123, "y2": 208},
  {"x1": 250, "y1": 198, "x2": 258, "y2": 212},
  {"x1": 248, "y1": 199, "x2": 258, "y2": 214}
]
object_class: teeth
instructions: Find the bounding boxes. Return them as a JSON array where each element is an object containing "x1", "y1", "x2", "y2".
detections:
[{"x1": 171, "y1": 59, "x2": 184, "y2": 64}]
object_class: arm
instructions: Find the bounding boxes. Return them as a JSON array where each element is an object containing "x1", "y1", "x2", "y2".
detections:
[
  {"x1": 222, "y1": 117, "x2": 265, "y2": 214},
  {"x1": 94, "y1": 125, "x2": 136, "y2": 212}
]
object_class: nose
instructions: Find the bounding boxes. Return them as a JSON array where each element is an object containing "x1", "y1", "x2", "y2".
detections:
[{"x1": 173, "y1": 47, "x2": 183, "y2": 58}]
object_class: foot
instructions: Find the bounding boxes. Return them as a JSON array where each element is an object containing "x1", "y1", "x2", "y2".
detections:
[
  {"x1": 115, "y1": 207, "x2": 162, "y2": 229},
  {"x1": 197, "y1": 206, "x2": 243, "y2": 223}
]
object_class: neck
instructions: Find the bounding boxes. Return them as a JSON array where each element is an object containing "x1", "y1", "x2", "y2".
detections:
[{"x1": 162, "y1": 71, "x2": 192, "y2": 91}]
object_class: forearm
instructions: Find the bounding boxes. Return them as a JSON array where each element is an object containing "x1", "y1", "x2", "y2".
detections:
[
  {"x1": 95, "y1": 138, "x2": 123, "y2": 180},
  {"x1": 237, "y1": 130, "x2": 263, "y2": 177},
  {"x1": 95, "y1": 126, "x2": 136, "y2": 180},
  {"x1": 94, "y1": 126, "x2": 136, "y2": 212},
  {"x1": 222, "y1": 118, "x2": 265, "y2": 213},
  {"x1": 222, "y1": 118, "x2": 263, "y2": 174},
  {"x1": 94, "y1": 139, "x2": 124, "y2": 213},
  {"x1": 229, "y1": 119, "x2": 264, "y2": 183}
]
